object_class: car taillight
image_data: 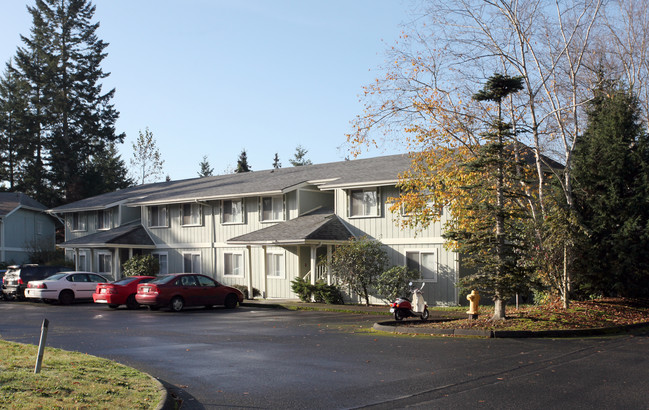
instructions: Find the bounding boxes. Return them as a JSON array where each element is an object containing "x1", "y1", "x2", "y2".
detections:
[
  {"x1": 28, "y1": 283, "x2": 47, "y2": 289},
  {"x1": 17, "y1": 278, "x2": 24, "y2": 285}
]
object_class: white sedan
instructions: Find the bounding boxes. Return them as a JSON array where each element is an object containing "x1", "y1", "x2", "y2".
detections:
[{"x1": 25, "y1": 272, "x2": 109, "y2": 305}]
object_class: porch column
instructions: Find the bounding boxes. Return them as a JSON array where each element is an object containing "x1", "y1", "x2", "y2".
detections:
[
  {"x1": 326, "y1": 245, "x2": 332, "y2": 285},
  {"x1": 310, "y1": 245, "x2": 317, "y2": 285},
  {"x1": 113, "y1": 248, "x2": 120, "y2": 280},
  {"x1": 246, "y1": 246, "x2": 253, "y2": 299},
  {"x1": 74, "y1": 248, "x2": 80, "y2": 270},
  {"x1": 262, "y1": 245, "x2": 268, "y2": 299},
  {"x1": 89, "y1": 249, "x2": 95, "y2": 272}
]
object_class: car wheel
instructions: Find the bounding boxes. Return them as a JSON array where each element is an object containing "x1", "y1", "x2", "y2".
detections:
[
  {"x1": 108, "y1": 304, "x2": 119, "y2": 309},
  {"x1": 224, "y1": 293, "x2": 238, "y2": 309},
  {"x1": 125, "y1": 294, "x2": 139, "y2": 310},
  {"x1": 170, "y1": 296, "x2": 184, "y2": 312},
  {"x1": 59, "y1": 290, "x2": 74, "y2": 305}
]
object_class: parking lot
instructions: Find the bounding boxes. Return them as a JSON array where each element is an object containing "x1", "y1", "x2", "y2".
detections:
[{"x1": 2, "y1": 301, "x2": 649, "y2": 409}]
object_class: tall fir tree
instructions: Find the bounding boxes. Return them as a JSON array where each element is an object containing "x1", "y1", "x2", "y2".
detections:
[
  {"x1": 82, "y1": 142, "x2": 132, "y2": 197},
  {"x1": 572, "y1": 75, "x2": 649, "y2": 297},
  {"x1": 197, "y1": 155, "x2": 213, "y2": 177},
  {"x1": 235, "y1": 149, "x2": 251, "y2": 173},
  {"x1": 272, "y1": 153, "x2": 281, "y2": 169},
  {"x1": 0, "y1": 64, "x2": 30, "y2": 190},
  {"x1": 289, "y1": 145, "x2": 312, "y2": 166},
  {"x1": 3, "y1": 0, "x2": 124, "y2": 205},
  {"x1": 443, "y1": 74, "x2": 530, "y2": 320}
]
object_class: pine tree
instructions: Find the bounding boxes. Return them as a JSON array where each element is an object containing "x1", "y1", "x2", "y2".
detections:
[
  {"x1": 0, "y1": 64, "x2": 30, "y2": 190},
  {"x1": 444, "y1": 74, "x2": 530, "y2": 320},
  {"x1": 272, "y1": 153, "x2": 281, "y2": 169},
  {"x1": 3, "y1": 0, "x2": 124, "y2": 205},
  {"x1": 289, "y1": 145, "x2": 312, "y2": 166},
  {"x1": 82, "y1": 142, "x2": 132, "y2": 197},
  {"x1": 198, "y1": 155, "x2": 213, "y2": 177},
  {"x1": 572, "y1": 75, "x2": 649, "y2": 297},
  {"x1": 235, "y1": 149, "x2": 251, "y2": 173}
]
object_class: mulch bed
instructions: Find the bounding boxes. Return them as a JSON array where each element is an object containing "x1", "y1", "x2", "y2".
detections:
[{"x1": 400, "y1": 298, "x2": 649, "y2": 332}]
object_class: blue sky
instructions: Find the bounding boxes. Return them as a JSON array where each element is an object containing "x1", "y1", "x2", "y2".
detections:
[{"x1": 0, "y1": 1, "x2": 414, "y2": 181}]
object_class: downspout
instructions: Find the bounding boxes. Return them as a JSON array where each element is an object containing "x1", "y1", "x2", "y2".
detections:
[{"x1": 262, "y1": 245, "x2": 268, "y2": 299}]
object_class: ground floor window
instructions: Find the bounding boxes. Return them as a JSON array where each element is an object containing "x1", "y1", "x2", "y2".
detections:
[
  {"x1": 224, "y1": 252, "x2": 244, "y2": 277},
  {"x1": 98, "y1": 252, "x2": 112, "y2": 277},
  {"x1": 266, "y1": 252, "x2": 285, "y2": 278},
  {"x1": 153, "y1": 252, "x2": 168, "y2": 274},
  {"x1": 405, "y1": 250, "x2": 437, "y2": 282},
  {"x1": 183, "y1": 253, "x2": 201, "y2": 273}
]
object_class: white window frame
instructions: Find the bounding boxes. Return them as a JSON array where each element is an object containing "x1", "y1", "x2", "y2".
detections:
[
  {"x1": 222, "y1": 199, "x2": 244, "y2": 224},
  {"x1": 182, "y1": 252, "x2": 201, "y2": 273},
  {"x1": 97, "y1": 209, "x2": 112, "y2": 230},
  {"x1": 349, "y1": 188, "x2": 380, "y2": 218},
  {"x1": 223, "y1": 251, "x2": 244, "y2": 278},
  {"x1": 71, "y1": 213, "x2": 87, "y2": 232},
  {"x1": 405, "y1": 249, "x2": 438, "y2": 283},
  {"x1": 260, "y1": 195, "x2": 284, "y2": 222},
  {"x1": 266, "y1": 251, "x2": 286, "y2": 279},
  {"x1": 148, "y1": 205, "x2": 169, "y2": 228},
  {"x1": 152, "y1": 252, "x2": 168, "y2": 274},
  {"x1": 181, "y1": 203, "x2": 202, "y2": 226},
  {"x1": 97, "y1": 252, "x2": 112, "y2": 277}
]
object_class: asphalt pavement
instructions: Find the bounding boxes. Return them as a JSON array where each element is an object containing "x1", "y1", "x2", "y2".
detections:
[{"x1": 1, "y1": 300, "x2": 648, "y2": 409}]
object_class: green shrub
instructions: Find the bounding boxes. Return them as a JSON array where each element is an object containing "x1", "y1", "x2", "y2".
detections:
[
  {"x1": 291, "y1": 277, "x2": 344, "y2": 304},
  {"x1": 232, "y1": 284, "x2": 260, "y2": 299},
  {"x1": 122, "y1": 254, "x2": 159, "y2": 276},
  {"x1": 375, "y1": 265, "x2": 421, "y2": 303}
]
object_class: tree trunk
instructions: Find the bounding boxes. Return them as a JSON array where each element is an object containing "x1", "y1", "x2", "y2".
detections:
[{"x1": 492, "y1": 297, "x2": 506, "y2": 321}]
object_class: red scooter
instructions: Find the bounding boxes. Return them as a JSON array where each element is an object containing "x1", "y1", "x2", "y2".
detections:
[{"x1": 390, "y1": 282, "x2": 429, "y2": 321}]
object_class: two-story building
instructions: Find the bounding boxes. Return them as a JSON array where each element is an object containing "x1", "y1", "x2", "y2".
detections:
[
  {"x1": 49, "y1": 154, "x2": 459, "y2": 305},
  {"x1": 0, "y1": 192, "x2": 58, "y2": 265}
]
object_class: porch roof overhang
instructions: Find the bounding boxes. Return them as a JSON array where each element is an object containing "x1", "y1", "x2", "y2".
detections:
[
  {"x1": 58, "y1": 223, "x2": 156, "y2": 249},
  {"x1": 227, "y1": 212, "x2": 355, "y2": 246}
]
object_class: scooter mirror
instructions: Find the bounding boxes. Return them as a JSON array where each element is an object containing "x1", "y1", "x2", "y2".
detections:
[{"x1": 408, "y1": 282, "x2": 413, "y2": 287}]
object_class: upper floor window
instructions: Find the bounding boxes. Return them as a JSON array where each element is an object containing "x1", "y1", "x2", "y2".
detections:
[
  {"x1": 349, "y1": 188, "x2": 379, "y2": 217},
  {"x1": 222, "y1": 199, "x2": 244, "y2": 224},
  {"x1": 97, "y1": 209, "x2": 112, "y2": 230},
  {"x1": 71, "y1": 213, "x2": 87, "y2": 231},
  {"x1": 148, "y1": 206, "x2": 168, "y2": 228},
  {"x1": 181, "y1": 203, "x2": 202, "y2": 226},
  {"x1": 261, "y1": 196, "x2": 284, "y2": 222}
]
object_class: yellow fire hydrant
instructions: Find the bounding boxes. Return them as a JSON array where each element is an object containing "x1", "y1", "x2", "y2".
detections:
[{"x1": 466, "y1": 290, "x2": 480, "y2": 320}]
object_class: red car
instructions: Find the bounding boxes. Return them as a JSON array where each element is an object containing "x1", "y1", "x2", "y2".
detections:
[
  {"x1": 93, "y1": 276, "x2": 155, "y2": 309},
  {"x1": 135, "y1": 273, "x2": 244, "y2": 312}
]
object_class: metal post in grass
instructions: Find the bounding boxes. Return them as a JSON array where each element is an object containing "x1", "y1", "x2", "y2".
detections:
[{"x1": 34, "y1": 318, "x2": 49, "y2": 374}]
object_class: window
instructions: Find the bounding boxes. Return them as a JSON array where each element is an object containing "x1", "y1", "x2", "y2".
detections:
[
  {"x1": 36, "y1": 220, "x2": 44, "y2": 236},
  {"x1": 77, "y1": 252, "x2": 88, "y2": 271},
  {"x1": 98, "y1": 253, "x2": 112, "y2": 276},
  {"x1": 183, "y1": 253, "x2": 201, "y2": 273},
  {"x1": 222, "y1": 200, "x2": 243, "y2": 224},
  {"x1": 224, "y1": 252, "x2": 243, "y2": 277},
  {"x1": 71, "y1": 213, "x2": 87, "y2": 231},
  {"x1": 152, "y1": 253, "x2": 168, "y2": 274},
  {"x1": 97, "y1": 209, "x2": 112, "y2": 230},
  {"x1": 182, "y1": 203, "x2": 202, "y2": 226},
  {"x1": 266, "y1": 252, "x2": 285, "y2": 278},
  {"x1": 350, "y1": 188, "x2": 379, "y2": 217},
  {"x1": 261, "y1": 196, "x2": 284, "y2": 221},
  {"x1": 148, "y1": 206, "x2": 168, "y2": 227},
  {"x1": 406, "y1": 250, "x2": 437, "y2": 282}
]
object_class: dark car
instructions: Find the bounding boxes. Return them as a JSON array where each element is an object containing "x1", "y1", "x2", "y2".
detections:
[
  {"x1": 93, "y1": 276, "x2": 155, "y2": 309},
  {"x1": 135, "y1": 273, "x2": 244, "y2": 312},
  {"x1": 2, "y1": 264, "x2": 72, "y2": 300}
]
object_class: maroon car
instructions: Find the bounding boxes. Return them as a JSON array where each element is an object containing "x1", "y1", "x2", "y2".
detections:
[
  {"x1": 135, "y1": 273, "x2": 244, "y2": 312},
  {"x1": 93, "y1": 275, "x2": 155, "y2": 309}
]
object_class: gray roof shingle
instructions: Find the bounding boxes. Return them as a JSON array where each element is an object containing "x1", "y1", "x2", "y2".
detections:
[{"x1": 0, "y1": 192, "x2": 48, "y2": 217}]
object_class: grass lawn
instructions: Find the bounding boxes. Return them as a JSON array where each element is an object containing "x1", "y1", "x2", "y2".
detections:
[
  {"x1": 403, "y1": 298, "x2": 649, "y2": 332},
  {"x1": 0, "y1": 340, "x2": 162, "y2": 409}
]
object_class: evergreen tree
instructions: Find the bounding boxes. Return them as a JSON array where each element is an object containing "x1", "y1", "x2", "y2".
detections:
[
  {"x1": 0, "y1": 64, "x2": 30, "y2": 190},
  {"x1": 235, "y1": 149, "x2": 251, "y2": 173},
  {"x1": 82, "y1": 142, "x2": 132, "y2": 197},
  {"x1": 443, "y1": 74, "x2": 530, "y2": 320},
  {"x1": 289, "y1": 145, "x2": 312, "y2": 166},
  {"x1": 272, "y1": 153, "x2": 281, "y2": 169},
  {"x1": 3, "y1": 0, "x2": 124, "y2": 205},
  {"x1": 197, "y1": 155, "x2": 213, "y2": 177},
  {"x1": 572, "y1": 75, "x2": 649, "y2": 297}
]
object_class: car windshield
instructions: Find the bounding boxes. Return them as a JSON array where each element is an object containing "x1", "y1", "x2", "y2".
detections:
[
  {"x1": 148, "y1": 275, "x2": 176, "y2": 285},
  {"x1": 114, "y1": 277, "x2": 153, "y2": 286},
  {"x1": 45, "y1": 273, "x2": 68, "y2": 281}
]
